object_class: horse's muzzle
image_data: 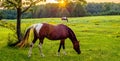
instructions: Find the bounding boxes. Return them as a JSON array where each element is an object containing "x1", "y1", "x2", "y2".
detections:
[{"x1": 78, "y1": 51, "x2": 81, "y2": 54}]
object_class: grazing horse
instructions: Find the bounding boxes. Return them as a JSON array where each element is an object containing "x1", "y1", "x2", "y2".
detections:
[
  {"x1": 17, "y1": 23, "x2": 81, "y2": 57},
  {"x1": 61, "y1": 17, "x2": 68, "y2": 22}
]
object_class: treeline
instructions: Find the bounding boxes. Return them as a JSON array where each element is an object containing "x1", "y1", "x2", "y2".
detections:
[
  {"x1": 86, "y1": 3, "x2": 120, "y2": 15},
  {"x1": 31, "y1": 2, "x2": 86, "y2": 18},
  {"x1": 0, "y1": 9, "x2": 32, "y2": 19},
  {"x1": 0, "y1": 2, "x2": 120, "y2": 19}
]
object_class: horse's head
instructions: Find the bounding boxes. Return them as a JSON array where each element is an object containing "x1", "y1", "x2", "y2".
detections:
[{"x1": 73, "y1": 41, "x2": 81, "y2": 54}]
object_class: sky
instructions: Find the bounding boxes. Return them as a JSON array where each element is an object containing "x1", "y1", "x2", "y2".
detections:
[{"x1": 46, "y1": 0, "x2": 120, "y2": 3}]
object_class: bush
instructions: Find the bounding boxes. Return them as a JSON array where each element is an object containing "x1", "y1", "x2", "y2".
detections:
[
  {"x1": 0, "y1": 21, "x2": 17, "y2": 46},
  {"x1": 7, "y1": 33, "x2": 18, "y2": 46}
]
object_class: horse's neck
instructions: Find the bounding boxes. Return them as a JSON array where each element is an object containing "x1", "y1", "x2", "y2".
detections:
[
  {"x1": 67, "y1": 27, "x2": 78, "y2": 44},
  {"x1": 68, "y1": 30, "x2": 77, "y2": 43},
  {"x1": 69, "y1": 36, "x2": 78, "y2": 44}
]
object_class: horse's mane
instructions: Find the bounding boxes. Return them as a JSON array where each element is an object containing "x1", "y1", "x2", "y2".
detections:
[{"x1": 61, "y1": 25, "x2": 77, "y2": 42}]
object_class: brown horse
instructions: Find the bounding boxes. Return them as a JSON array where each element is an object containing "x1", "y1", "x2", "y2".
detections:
[{"x1": 17, "y1": 23, "x2": 81, "y2": 57}]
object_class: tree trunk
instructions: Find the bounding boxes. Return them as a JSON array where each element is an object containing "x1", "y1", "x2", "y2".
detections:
[
  {"x1": 16, "y1": 8, "x2": 22, "y2": 42},
  {"x1": 11, "y1": 8, "x2": 22, "y2": 46}
]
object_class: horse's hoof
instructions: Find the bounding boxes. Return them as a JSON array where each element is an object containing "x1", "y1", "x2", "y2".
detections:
[
  {"x1": 28, "y1": 55, "x2": 31, "y2": 58},
  {"x1": 57, "y1": 52, "x2": 60, "y2": 56},
  {"x1": 63, "y1": 52, "x2": 67, "y2": 55},
  {"x1": 57, "y1": 54, "x2": 60, "y2": 56},
  {"x1": 41, "y1": 54, "x2": 45, "y2": 57},
  {"x1": 63, "y1": 51, "x2": 67, "y2": 55}
]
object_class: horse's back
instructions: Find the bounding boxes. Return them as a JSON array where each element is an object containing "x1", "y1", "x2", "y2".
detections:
[{"x1": 41, "y1": 23, "x2": 69, "y2": 40}]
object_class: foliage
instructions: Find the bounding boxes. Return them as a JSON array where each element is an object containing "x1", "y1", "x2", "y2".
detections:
[
  {"x1": 26, "y1": 2, "x2": 86, "y2": 18},
  {"x1": 86, "y1": 3, "x2": 120, "y2": 15},
  {"x1": 0, "y1": 11, "x2": 3, "y2": 20},
  {"x1": 0, "y1": 9, "x2": 32, "y2": 19},
  {"x1": 0, "y1": 0, "x2": 87, "y2": 19},
  {"x1": 7, "y1": 33, "x2": 17, "y2": 46},
  {"x1": 0, "y1": 20, "x2": 17, "y2": 46},
  {"x1": 1, "y1": 0, "x2": 43, "y2": 43},
  {"x1": 0, "y1": 20, "x2": 28, "y2": 46},
  {"x1": 0, "y1": 20, "x2": 16, "y2": 32},
  {"x1": 72, "y1": 2, "x2": 86, "y2": 16},
  {"x1": 1, "y1": 2, "x2": 120, "y2": 19}
]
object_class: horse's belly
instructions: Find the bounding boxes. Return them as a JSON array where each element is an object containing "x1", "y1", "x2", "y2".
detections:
[
  {"x1": 46, "y1": 33, "x2": 68, "y2": 40},
  {"x1": 47, "y1": 37, "x2": 67, "y2": 40},
  {"x1": 46, "y1": 27, "x2": 68, "y2": 40}
]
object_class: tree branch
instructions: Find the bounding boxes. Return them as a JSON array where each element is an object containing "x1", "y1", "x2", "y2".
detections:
[
  {"x1": 21, "y1": 0, "x2": 41, "y2": 14},
  {"x1": 21, "y1": 4, "x2": 32, "y2": 14},
  {"x1": 6, "y1": 0, "x2": 17, "y2": 8}
]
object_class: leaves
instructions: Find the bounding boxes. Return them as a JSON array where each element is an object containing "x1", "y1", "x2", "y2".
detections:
[
  {"x1": 2, "y1": 0, "x2": 42, "y2": 12},
  {"x1": 0, "y1": 20, "x2": 16, "y2": 32}
]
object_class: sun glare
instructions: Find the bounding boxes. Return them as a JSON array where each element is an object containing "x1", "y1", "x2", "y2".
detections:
[
  {"x1": 60, "y1": 0, "x2": 64, "y2": 3},
  {"x1": 46, "y1": 0, "x2": 58, "y2": 3},
  {"x1": 46, "y1": 0, "x2": 66, "y2": 7},
  {"x1": 59, "y1": 0, "x2": 66, "y2": 7}
]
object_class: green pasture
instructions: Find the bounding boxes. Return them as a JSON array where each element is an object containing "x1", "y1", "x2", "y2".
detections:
[{"x1": 0, "y1": 16, "x2": 120, "y2": 61}]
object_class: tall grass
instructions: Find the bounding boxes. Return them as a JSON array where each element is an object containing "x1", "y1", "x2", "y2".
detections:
[{"x1": 0, "y1": 16, "x2": 120, "y2": 61}]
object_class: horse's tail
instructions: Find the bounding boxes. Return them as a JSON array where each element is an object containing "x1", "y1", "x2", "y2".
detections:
[{"x1": 16, "y1": 26, "x2": 34, "y2": 48}]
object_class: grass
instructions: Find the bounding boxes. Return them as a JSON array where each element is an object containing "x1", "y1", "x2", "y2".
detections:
[{"x1": 0, "y1": 15, "x2": 120, "y2": 61}]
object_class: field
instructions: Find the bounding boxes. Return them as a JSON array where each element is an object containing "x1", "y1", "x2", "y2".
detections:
[{"x1": 0, "y1": 16, "x2": 120, "y2": 61}]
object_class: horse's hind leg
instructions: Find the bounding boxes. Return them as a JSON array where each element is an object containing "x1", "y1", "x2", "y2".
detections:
[
  {"x1": 38, "y1": 38, "x2": 45, "y2": 57},
  {"x1": 28, "y1": 37, "x2": 37, "y2": 57}
]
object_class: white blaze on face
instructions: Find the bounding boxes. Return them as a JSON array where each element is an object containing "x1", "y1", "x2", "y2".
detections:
[{"x1": 35, "y1": 23, "x2": 43, "y2": 34}]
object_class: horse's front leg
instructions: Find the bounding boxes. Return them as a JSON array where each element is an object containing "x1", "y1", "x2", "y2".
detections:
[
  {"x1": 57, "y1": 39, "x2": 66, "y2": 56},
  {"x1": 38, "y1": 38, "x2": 45, "y2": 57},
  {"x1": 57, "y1": 42, "x2": 62, "y2": 56},
  {"x1": 62, "y1": 40, "x2": 67, "y2": 55}
]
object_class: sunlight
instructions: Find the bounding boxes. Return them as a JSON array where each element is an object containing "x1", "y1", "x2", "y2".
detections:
[
  {"x1": 59, "y1": 0, "x2": 66, "y2": 7},
  {"x1": 60, "y1": 0, "x2": 64, "y2": 3},
  {"x1": 46, "y1": 0, "x2": 58, "y2": 3}
]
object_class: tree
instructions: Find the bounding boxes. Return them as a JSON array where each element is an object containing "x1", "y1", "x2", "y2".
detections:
[
  {"x1": 2, "y1": 0, "x2": 43, "y2": 45},
  {"x1": 57, "y1": 0, "x2": 86, "y2": 17},
  {"x1": 72, "y1": 2, "x2": 86, "y2": 17}
]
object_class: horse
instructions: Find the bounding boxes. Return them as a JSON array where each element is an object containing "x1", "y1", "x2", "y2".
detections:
[
  {"x1": 17, "y1": 23, "x2": 81, "y2": 57},
  {"x1": 61, "y1": 17, "x2": 68, "y2": 22}
]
